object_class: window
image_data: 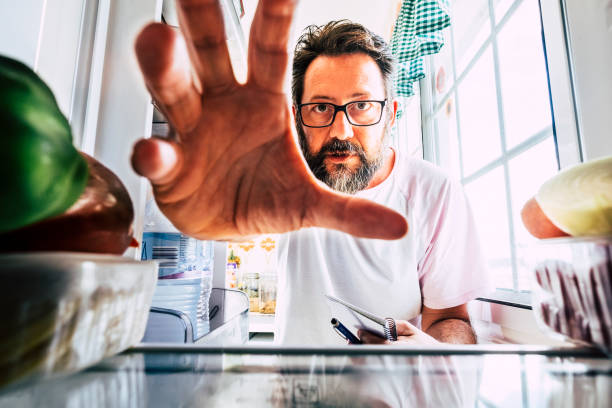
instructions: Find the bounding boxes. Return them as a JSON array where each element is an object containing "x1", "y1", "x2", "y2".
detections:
[
  {"x1": 394, "y1": 90, "x2": 424, "y2": 159},
  {"x1": 421, "y1": 0, "x2": 577, "y2": 305}
]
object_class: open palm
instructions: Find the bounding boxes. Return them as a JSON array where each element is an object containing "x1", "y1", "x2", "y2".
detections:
[{"x1": 131, "y1": 0, "x2": 407, "y2": 241}]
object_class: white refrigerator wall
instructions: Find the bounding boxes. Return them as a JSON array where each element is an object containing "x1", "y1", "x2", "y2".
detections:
[
  {"x1": 0, "y1": 0, "x2": 84, "y2": 127},
  {"x1": 563, "y1": 0, "x2": 612, "y2": 161},
  {"x1": 91, "y1": 0, "x2": 162, "y2": 259},
  {"x1": 0, "y1": 0, "x2": 46, "y2": 69}
]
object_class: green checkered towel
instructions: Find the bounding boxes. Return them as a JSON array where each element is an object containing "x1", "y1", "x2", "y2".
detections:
[{"x1": 391, "y1": 0, "x2": 451, "y2": 97}]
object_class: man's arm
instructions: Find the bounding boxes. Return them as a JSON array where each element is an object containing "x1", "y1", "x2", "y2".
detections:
[
  {"x1": 422, "y1": 304, "x2": 476, "y2": 344},
  {"x1": 359, "y1": 303, "x2": 476, "y2": 345}
]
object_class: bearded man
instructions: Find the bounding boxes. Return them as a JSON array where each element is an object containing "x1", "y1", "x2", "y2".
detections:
[{"x1": 273, "y1": 21, "x2": 490, "y2": 345}]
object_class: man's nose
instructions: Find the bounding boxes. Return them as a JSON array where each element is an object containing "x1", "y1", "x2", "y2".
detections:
[{"x1": 329, "y1": 111, "x2": 354, "y2": 140}]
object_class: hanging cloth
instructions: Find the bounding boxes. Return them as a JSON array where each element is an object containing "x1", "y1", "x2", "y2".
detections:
[{"x1": 390, "y1": 0, "x2": 451, "y2": 98}]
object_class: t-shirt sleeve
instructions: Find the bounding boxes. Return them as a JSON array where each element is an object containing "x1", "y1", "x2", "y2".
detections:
[{"x1": 416, "y1": 178, "x2": 493, "y2": 309}]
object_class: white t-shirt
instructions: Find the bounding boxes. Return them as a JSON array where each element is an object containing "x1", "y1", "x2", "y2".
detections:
[{"x1": 275, "y1": 149, "x2": 492, "y2": 345}]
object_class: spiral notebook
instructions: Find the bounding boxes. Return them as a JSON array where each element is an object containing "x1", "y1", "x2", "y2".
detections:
[{"x1": 325, "y1": 294, "x2": 397, "y2": 341}]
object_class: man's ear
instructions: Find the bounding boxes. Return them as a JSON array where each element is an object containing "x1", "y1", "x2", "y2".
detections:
[
  {"x1": 389, "y1": 99, "x2": 399, "y2": 128},
  {"x1": 291, "y1": 105, "x2": 296, "y2": 117}
]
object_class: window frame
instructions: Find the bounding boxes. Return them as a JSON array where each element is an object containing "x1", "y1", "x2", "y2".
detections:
[{"x1": 419, "y1": 0, "x2": 582, "y2": 307}]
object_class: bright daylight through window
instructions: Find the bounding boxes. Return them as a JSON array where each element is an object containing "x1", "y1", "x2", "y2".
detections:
[{"x1": 423, "y1": 0, "x2": 560, "y2": 304}]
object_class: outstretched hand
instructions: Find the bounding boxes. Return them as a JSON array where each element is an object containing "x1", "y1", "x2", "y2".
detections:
[{"x1": 131, "y1": 0, "x2": 408, "y2": 240}]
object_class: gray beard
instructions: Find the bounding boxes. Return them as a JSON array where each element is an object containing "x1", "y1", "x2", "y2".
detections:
[{"x1": 297, "y1": 126, "x2": 387, "y2": 195}]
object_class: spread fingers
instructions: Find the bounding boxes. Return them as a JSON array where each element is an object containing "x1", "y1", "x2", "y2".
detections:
[
  {"x1": 135, "y1": 23, "x2": 202, "y2": 134},
  {"x1": 177, "y1": 0, "x2": 236, "y2": 94},
  {"x1": 248, "y1": 0, "x2": 297, "y2": 92}
]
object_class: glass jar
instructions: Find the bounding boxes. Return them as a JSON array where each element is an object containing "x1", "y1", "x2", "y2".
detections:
[
  {"x1": 259, "y1": 274, "x2": 277, "y2": 314},
  {"x1": 236, "y1": 265, "x2": 246, "y2": 292},
  {"x1": 245, "y1": 272, "x2": 260, "y2": 312}
]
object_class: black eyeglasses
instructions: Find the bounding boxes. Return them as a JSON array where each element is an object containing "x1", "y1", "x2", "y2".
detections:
[{"x1": 297, "y1": 100, "x2": 387, "y2": 128}]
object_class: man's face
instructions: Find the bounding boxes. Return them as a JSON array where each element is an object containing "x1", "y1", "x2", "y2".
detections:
[{"x1": 296, "y1": 53, "x2": 394, "y2": 194}]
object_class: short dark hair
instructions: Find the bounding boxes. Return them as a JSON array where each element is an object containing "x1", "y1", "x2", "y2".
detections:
[{"x1": 291, "y1": 20, "x2": 395, "y2": 108}]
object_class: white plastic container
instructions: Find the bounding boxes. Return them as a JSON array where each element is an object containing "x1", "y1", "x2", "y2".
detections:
[
  {"x1": 526, "y1": 236, "x2": 612, "y2": 355},
  {"x1": 0, "y1": 252, "x2": 157, "y2": 389}
]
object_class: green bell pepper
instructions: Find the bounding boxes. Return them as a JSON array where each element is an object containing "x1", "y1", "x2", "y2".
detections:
[{"x1": 0, "y1": 55, "x2": 88, "y2": 233}]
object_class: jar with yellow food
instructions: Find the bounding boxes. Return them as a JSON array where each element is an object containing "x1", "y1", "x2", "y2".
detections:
[
  {"x1": 259, "y1": 273, "x2": 277, "y2": 314},
  {"x1": 245, "y1": 272, "x2": 260, "y2": 312}
]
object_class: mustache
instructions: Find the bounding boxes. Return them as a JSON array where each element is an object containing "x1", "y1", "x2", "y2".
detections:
[{"x1": 318, "y1": 139, "x2": 364, "y2": 156}]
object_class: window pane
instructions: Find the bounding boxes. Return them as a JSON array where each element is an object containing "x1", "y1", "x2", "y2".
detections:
[
  {"x1": 452, "y1": 0, "x2": 491, "y2": 74},
  {"x1": 497, "y1": 0, "x2": 552, "y2": 148},
  {"x1": 431, "y1": 28, "x2": 455, "y2": 107},
  {"x1": 434, "y1": 97, "x2": 461, "y2": 180},
  {"x1": 395, "y1": 93, "x2": 423, "y2": 158},
  {"x1": 508, "y1": 136, "x2": 559, "y2": 290},
  {"x1": 457, "y1": 47, "x2": 502, "y2": 176},
  {"x1": 492, "y1": 0, "x2": 517, "y2": 23},
  {"x1": 464, "y1": 166, "x2": 513, "y2": 289}
]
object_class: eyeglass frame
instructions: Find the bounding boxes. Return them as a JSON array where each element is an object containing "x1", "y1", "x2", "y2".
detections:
[{"x1": 296, "y1": 99, "x2": 387, "y2": 128}]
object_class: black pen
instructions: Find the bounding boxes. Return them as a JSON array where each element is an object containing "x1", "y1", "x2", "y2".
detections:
[{"x1": 331, "y1": 318, "x2": 362, "y2": 344}]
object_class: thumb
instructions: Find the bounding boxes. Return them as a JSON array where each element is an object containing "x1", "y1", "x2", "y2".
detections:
[
  {"x1": 131, "y1": 137, "x2": 183, "y2": 186},
  {"x1": 395, "y1": 320, "x2": 419, "y2": 336},
  {"x1": 309, "y1": 186, "x2": 408, "y2": 240}
]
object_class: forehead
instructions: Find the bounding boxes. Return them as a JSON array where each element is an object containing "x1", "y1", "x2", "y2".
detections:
[{"x1": 302, "y1": 53, "x2": 386, "y2": 102}]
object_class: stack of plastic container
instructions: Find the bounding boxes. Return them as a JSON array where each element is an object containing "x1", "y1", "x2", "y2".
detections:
[
  {"x1": 197, "y1": 241, "x2": 214, "y2": 335},
  {"x1": 141, "y1": 200, "x2": 213, "y2": 338},
  {"x1": 527, "y1": 236, "x2": 611, "y2": 355}
]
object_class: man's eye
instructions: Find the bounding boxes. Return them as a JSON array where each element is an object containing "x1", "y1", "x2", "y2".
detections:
[
  {"x1": 355, "y1": 102, "x2": 371, "y2": 110},
  {"x1": 313, "y1": 104, "x2": 329, "y2": 113}
]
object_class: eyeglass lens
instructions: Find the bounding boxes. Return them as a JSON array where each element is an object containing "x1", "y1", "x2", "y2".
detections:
[{"x1": 300, "y1": 101, "x2": 383, "y2": 127}]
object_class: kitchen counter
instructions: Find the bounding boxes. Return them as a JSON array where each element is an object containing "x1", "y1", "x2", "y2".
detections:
[{"x1": 0, "y1": 345, "x2": 609, "y2": 407}]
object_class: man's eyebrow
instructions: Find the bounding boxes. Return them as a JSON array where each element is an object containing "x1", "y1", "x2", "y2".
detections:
[
  {"x1": 307, "y1": 95, "x2": 334, "y2": 101},
  {"x1": 306, "y1": 92, "x2": 372, "y2": 102}
]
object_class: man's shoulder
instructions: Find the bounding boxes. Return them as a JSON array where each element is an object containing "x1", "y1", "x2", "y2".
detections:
[
  {"x1": 394, "y1": 153, "x2": 454, "y2": 198},
  {"x1": 399, "y1": 155, "x2": 449, "y2": 180}
]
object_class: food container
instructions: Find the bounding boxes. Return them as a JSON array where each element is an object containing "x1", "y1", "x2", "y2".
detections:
[
  {"x1": 525, "y1": 236, "x2": 612, "y2": 355},
  {"x1": 0, "y1": 252, "x2": 157, "y2": 389},
  {"x1": 245, "y1": 272, "x2": 259, "y2": 312},
  {"x1": 259, "y1": 274, "x2": 277, "y2": 314}
]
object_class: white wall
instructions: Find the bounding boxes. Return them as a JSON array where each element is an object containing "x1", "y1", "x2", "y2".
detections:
[
  {"x1": 291, "y1": 0, "x2": 400, "y2": 42},
  {"x1": 0, "y1": 0, "x2": 46, "y2": 68},
  {"x1": 0, "y1": 0, "x2": 85, "y2": 120},
  {"x1": 242, "y1": 0, "x2": 400, "y2": 42},
  {"x1": 92, "y1": 0, "x2": 163, "y2": 259},
  {"x1": 36, "y1": 0, "x2": 85, "y2": 119},
  {"x1": 564, "y1": 0, "x2": 612, "y2": 160}
]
